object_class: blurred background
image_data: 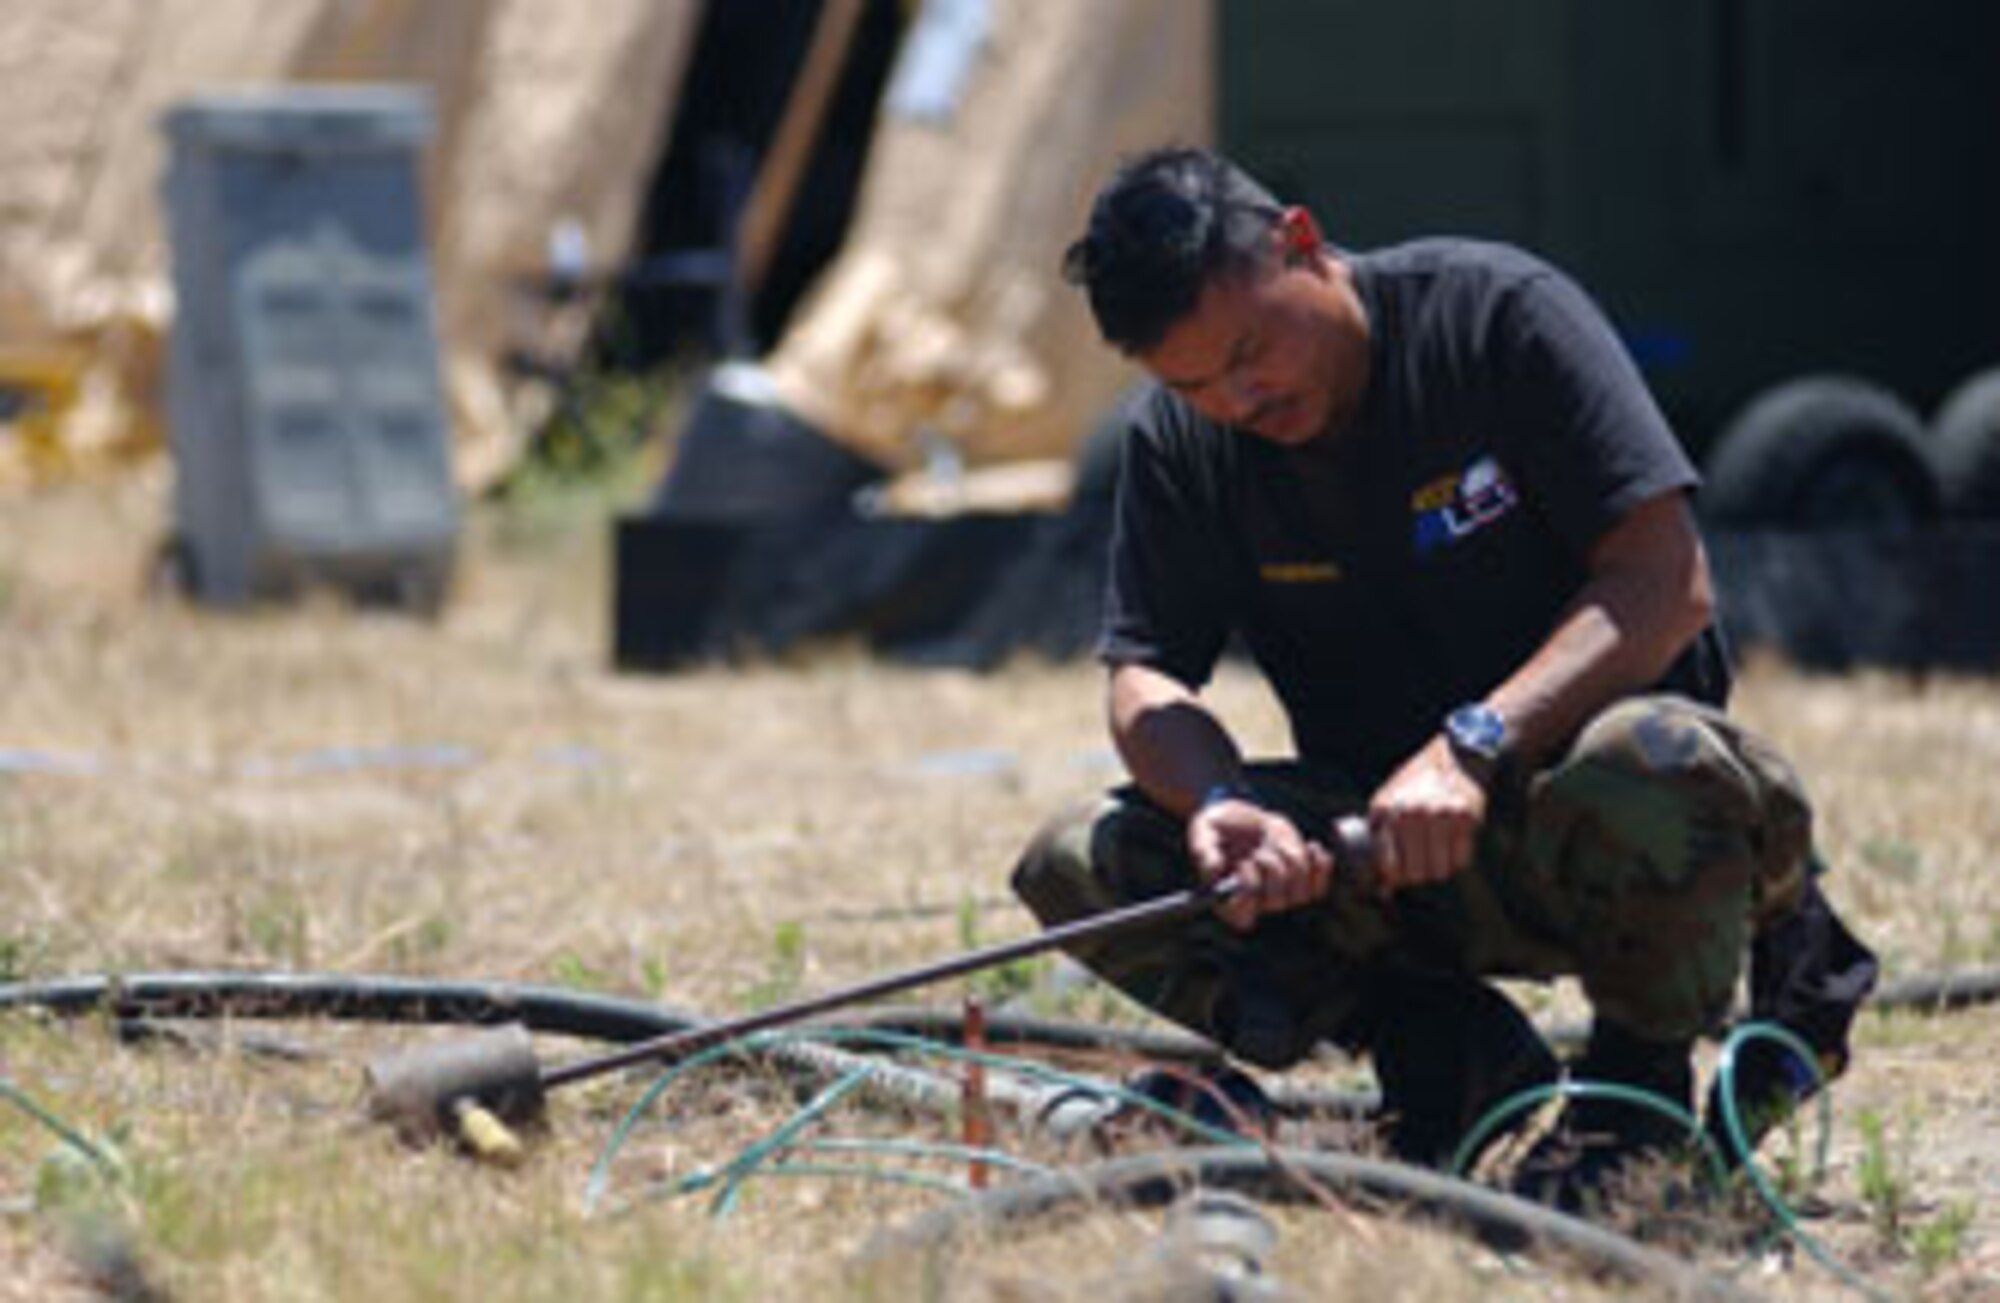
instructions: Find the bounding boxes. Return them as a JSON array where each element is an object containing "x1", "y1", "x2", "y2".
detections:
[{"x1": 1, "y1": 0, "x2": 1996, "y2": 669}]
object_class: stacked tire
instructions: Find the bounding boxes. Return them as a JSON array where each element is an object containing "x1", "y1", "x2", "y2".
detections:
[
  {"x1": 1702, "y1": 370, "x2": 2000, "y2": 528},
  {"x1": 1932, "y1": 369, "x2": 2000, "y2": 520},
  {"x1": 1698, "y1": 369, "x2": 2000, "y2": 672}
]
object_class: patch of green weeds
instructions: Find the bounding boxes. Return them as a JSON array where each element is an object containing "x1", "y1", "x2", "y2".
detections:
[
  {"x1": 154, "y1": 852, "x2": 203, "y2": 887},
  {"x1": 1937, "y1": 912, "x2": 1968, "y2": 971},
  {"x1": 1855, "y1": 1107, "x2": 1908, "y2": 1251},
  {"x1": 641, "y1": 954, "x2": 670, "y2": 1001},
  {"x1": 550, "y1": 950, "x2": 615, "y2": 993},
  {"x1": 1855, "y1": 1005, "x2": 1934, "y2": 1051},
  {"x1": 1857, "y1": 837, "x2": 1922, "y2": 883},
  {"x1": 4, "y1": 1080, "x2": 129, "y2": 1217},
  {"x1": 34, "y1": 1137, "x2": 123, "y2": 1211},
  {"x1": 1913, "y1": 1200, "x2": 1975, "y2": 1278},
  {"x1": 386, "y1": 914, "x2": 454, "y2": 967},
  {"x1": 0, "y1": 930, "x2": 48, "y2": 983},
  {"x1": 957, "y1": 897, "x2": 1040, "y2": 1004},
  {"x1": 1764, "y1": 1110, "x2": 1812, "y2": 1206},
  {"x1": 490, "y1": 364, "x2": 681, "y2": 551},
  {"x1": 129, "y1": 1137, "x2": 379, "y2": 1287},
  {"x1": 612, "y1": 1255, "x2": 748, "y2": 1301},
  {"x1": 226, "y1": 890, "x2": 311, "y2": 967},
  {"x1": 742, "y1": 921, "x2": 806, "y2": 1010}
]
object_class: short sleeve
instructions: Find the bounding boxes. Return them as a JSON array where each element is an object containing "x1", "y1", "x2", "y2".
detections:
[
  {"x1": 1492, "y1": 269, "x2": 1699, "y2": 552},
  {"x1": 1097, "y1": 393, "x2": 1234, "y2": 687}
]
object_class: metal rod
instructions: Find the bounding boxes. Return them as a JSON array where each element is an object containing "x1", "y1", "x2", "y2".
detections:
[
  {"x1": 541, "y1": 881, "x2": 1225, "y2": 1089},
  {"x1": 541, "y1": 815, "x2": 1372, "y2": 1092}
]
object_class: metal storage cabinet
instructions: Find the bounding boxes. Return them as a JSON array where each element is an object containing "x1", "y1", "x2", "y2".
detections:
[{"x1": 162, "y1": 87, "x2": 457, "y2": 611}]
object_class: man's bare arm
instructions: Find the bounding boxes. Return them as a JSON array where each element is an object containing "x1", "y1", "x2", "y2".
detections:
[
  {"x1": 1108, "y1": 661, "x2": 1331, "y2": 928},
  {"x1": 1369, "y1": 489, "x2": 1714, "y2": 888},
  {"x1": 1108, "y1": 661, "x2": 1248, "y2": 817},
  {"x1": 1486, "y1": 489, "x2": 1715, "y2": 768}
]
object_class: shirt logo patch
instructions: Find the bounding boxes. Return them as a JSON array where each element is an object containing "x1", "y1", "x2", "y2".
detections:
[
  {"x1": 1259, "y1": 560, "x2": 1343, "y2": 584},
  {"x1": 1412, "y1": 455, "x2": 1520, "y2": 555}
]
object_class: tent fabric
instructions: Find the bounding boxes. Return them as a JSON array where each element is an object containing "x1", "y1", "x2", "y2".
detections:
[
  {"x1": 6, "y1": 0, "x2": 1206, "y2": 493},
  {"x1": 0, "y1": 0, "x2": 702, "y2": 490},
  {"x1": 763, "y1": 0, "x2": 1214, "y2": 475}
]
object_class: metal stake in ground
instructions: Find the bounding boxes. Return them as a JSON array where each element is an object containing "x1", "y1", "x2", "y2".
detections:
[{"x1": 365, "y1": 816, "x2": 1375, "y2": 1146}]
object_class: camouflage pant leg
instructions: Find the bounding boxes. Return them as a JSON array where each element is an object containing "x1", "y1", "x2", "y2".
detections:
[
  {"x1": 1011, "y1": 696, "x2": 1816, "y2": 1059},
  {"x1": 1476, "y1": 694, "x2": 1816, "y2": 1042},
  {"x1": 1009, "y1": 763, "x2": 1396, "y2": 1068}
]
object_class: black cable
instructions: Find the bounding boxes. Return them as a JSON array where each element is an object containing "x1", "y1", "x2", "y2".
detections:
[
  {"x1": 807, "y1": 966, "x2": 2000, "y2": 1064},
  {"x1": 7, "y1": 961, "x2": 1995, "y2": 1062},
  {"x1": 1870, "y1": 966, "x2": 2000, "y2": 1012},
  {"x1": 857, "y1": 1145, "x2": 1757, "y2": 1301},
  {"x1": 0, "y1": 973, "x2": 705, "y2": 1044},
  {"x1": 8, "y1": 964, "x2": 1989, "y2": 1296}
]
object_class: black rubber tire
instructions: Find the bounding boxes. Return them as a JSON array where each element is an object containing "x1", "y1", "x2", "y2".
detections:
[
  {"x1": 1932, "y1": 368, "x2": 2000, "y2": 519},
  {"x1": 1701, "y1": 375, "x2": 1941, "y2": 530}
]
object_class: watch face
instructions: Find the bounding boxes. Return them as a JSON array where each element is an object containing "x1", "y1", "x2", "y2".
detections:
[{"x1": 1448, "y1": 703, "x2": 1506, "y2": 758}]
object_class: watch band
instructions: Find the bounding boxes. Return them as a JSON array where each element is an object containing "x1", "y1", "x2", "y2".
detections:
[
  {"x1": 1443, "y1": 702, "x2": 1508, "y2": 788},
  {"x1": 1197, "y1": 780, "x2": 1254, "y2": 811}
]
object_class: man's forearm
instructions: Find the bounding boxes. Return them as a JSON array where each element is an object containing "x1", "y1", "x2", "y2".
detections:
[
  {"x1": 1108, "y1": 662, "x2": 1247, "y2": 817},
  {"x1": 1486, "y1": 498, "x2": 1714, "y2": 771}
]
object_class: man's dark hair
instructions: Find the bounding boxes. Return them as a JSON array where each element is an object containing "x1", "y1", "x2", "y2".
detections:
[{"x1": 1062, "y1": 147, "x2": 1286, "y2": 355}]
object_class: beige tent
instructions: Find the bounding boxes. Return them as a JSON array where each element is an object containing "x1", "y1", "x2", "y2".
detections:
[
  {"x1": 0, "y1": 0, "x2": 700, "y2": 490},
  {"x1": 0, "y1": 0, "x2": 1210, "y2": 502},
  {"x1": 766, "y1": 0, "x2": 1212, "y2": 494}
]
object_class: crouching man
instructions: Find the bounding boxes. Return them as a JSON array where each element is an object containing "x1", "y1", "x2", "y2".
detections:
[{"x1": 1013, "y1": 147, "x2": 1877, "y2": 1208}]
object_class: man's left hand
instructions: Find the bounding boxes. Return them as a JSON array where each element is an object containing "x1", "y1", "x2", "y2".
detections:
[{"x1": 1368, "y1": 735, "x2": 1488, "y2": 893}]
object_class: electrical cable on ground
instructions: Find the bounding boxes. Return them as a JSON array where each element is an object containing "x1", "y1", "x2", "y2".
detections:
[
  {"x1": 856, "y1": 1144, "x2": 1758, "y2": 1301},
  {"x1": 582, "y1": 1024, "x2": 1257, "y2": 1215},
  {"x1": 588, "y1": 1022, "x2": 1392, "y2": 1261},
  {"x1": 1710, "y1": 1021, "x2": 1889, "y2": 1302},
  {"x1": 6, "y1": 967, "x2": 1994, "y2": 1297},
  {"x1": 0, "y1": 972, "x2": 707, "y2": 1043},
  {"x1": 6, "y1": 961, "x2": 1999, "y2": 1046},
  {"x1": 718, "y1": 1161, "x2": 972, "y2": 1200},
  {"x1": 0, "y1": 1077, "x2": 124, "y2": 1186},
  {"x1": 710, "y1": 1067, "x2": 875, "y2": 1216},
  {"x1": 1451, "y1": 1019, "x2": 1892, "y2": 1303},
  {"x1": 789, "y1": 1136, "x2": 1056, "y2": 1180},
  {"x1": 0, "y1": 1022, "x2": 1819, "y2": 1300},
  {"x1": 1448, "y1": 1079, "x2": 1732, "y2": 1187}
]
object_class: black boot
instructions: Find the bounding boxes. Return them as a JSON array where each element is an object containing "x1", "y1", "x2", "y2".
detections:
[
  {"x1": 1361, "y1": 971, "x2": 1560, "y2": 1169},
  {"x1": 1511, "y1": 1021, "x2": 1696, "y2": 1215},
  {"x1": 1703, "y1": 872, "x2": 1878, "y2": 1167}
]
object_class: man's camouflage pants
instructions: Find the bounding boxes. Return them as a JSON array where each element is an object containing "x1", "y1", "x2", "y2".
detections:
[{"x1": 1011, "y1": 694, "x2": 1817, "y2": 1068}]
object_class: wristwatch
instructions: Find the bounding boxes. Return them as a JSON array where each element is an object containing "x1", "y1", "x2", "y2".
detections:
[
  {"x1": 1443, "y1": 702, "x2": 1508, "y2": 785},
  {"x1": 1198, "y1": 779, "x2": 1256, "y2": 811}
]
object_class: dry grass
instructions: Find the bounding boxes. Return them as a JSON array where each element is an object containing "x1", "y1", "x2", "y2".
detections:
[{"x1": 2, "y1": 469, "x2": 1997, "y2": 1299}]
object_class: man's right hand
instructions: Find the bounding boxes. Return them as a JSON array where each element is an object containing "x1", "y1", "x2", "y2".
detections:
[{"x1": 1187, "y1": 796, "x2": 1333, "y2": 931}]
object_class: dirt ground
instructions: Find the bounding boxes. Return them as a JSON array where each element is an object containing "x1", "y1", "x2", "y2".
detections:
[{"x1": 2, "y1": 469, "x2": 1997, "y2": 1300}]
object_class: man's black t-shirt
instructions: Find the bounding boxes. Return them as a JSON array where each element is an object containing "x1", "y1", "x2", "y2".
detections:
[{"x1": 1099, "y1": 239, "x2": 1731, "y2": 789}]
